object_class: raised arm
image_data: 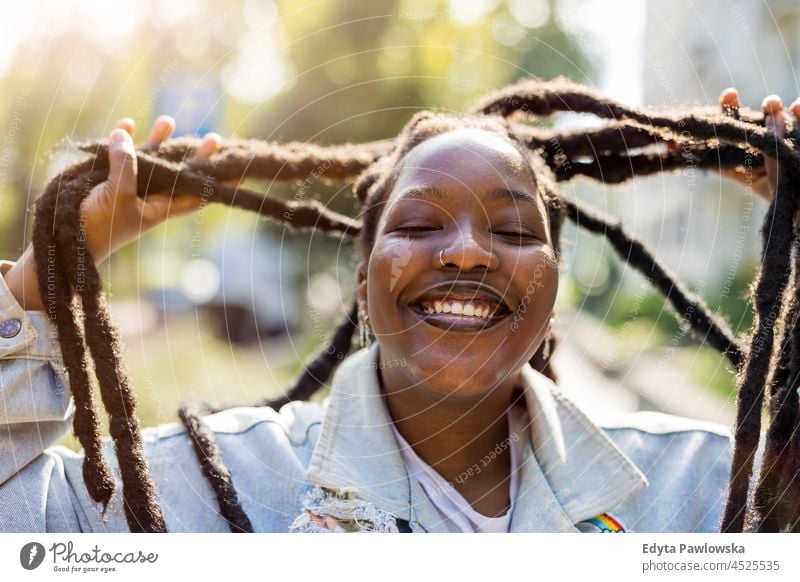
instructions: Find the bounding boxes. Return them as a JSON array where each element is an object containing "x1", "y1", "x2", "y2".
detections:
[{"x1": 0, "y1": 117, "x2": 222, "y2": 531}]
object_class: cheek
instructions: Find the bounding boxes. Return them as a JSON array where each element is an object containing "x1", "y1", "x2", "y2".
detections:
[
  {"x1": 365, "y1": 239, "x2": 414, "y2": 326},
  {"x1": 509, "y1": 249, "x2": 559, "y2": 332},
  {"x1": 368, "y1": 237, "x2": 422, "y2": 295}
]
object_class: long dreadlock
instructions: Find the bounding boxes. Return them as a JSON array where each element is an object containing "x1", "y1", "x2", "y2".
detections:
[{"x1": 30, "y1": 77, "x2": 800, "y2": 533}]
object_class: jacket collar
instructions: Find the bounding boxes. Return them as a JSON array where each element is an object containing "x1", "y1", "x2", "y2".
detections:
[{"x1": 306, "y1": 344, "x2": 648, "y2": 532}]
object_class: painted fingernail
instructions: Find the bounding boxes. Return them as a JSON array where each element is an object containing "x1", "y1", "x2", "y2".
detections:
[
  {"x1": 791, "y1": 100, "x2": 800, "y2": 118},
  {"x1": 156, "y1": 115, "x2": 176, "y2": 130},
  {"x1": 720, "y1": 87, "x2": 738, "y2": 105},
  {"x1": 118, "y1": 117, "x2": 136, "y2": 134},
  {"x1": 762, "y1": 95, "x2": 783, "y2": 114}
]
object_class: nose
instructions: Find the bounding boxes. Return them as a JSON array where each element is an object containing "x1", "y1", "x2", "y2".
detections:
[{"x1": 435, "y1": 226, "x2": 499, "y2": 272}]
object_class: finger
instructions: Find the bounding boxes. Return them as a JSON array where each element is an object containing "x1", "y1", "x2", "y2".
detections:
[
  {"x1": 169, "y1": 193, "x2": 205, "y2": 215},
  {"x1": 140, "y1": 193, "x2": 203, "y2": 224},
  {"x1": 107, "y1": 129, "x2": 138, "y2": 200},
  {"x1": 719, "y1": 87, "x2": 740, "y2": 115},
  {"x1": 146, "y1": 115, "x2": 176, "y2": 148},
  {"x1": 762, "y1": 95, "x2": 786, "y2": 194},
  {"x1": 762, "y1": 94, "x2": 784, "y2": 116},
  {"x1": 193, "y1": 132, "x2": 221, "y2": 160},
  {"x1": 790, "y1": 98, "x2": 800, "y2": 122},
  {"x1": 115, "y1": 117, "x2": 136, "y2": 136}
]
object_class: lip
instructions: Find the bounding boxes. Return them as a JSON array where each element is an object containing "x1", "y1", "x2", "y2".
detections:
[
  {"x1": 406, "y1": 280, "x2": 513, "y2": 333},
  {"x1": 407, "y1": 303, "x2": 511, "y2": 332},
  {"x1": 410, "y1": 280, "x2": 512, "y2": 311}
]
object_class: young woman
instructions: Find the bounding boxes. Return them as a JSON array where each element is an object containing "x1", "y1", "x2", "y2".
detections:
[{"x1": 0, "y1": 85, "x2": 795, "y2": 533}]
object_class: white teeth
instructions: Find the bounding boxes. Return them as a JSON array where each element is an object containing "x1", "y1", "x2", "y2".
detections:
[{"x1": 417, "y1": 299, "x2": 497, "y2": 319}]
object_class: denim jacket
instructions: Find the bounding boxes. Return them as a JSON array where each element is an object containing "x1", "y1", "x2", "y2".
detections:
[{"x1": 0, "y1": 260, "x2": 742, "y2": 533}]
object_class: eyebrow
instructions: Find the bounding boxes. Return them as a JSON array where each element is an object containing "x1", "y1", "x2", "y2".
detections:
[{"x1": 399, "y1": 186, "x2": 540, "y2": 208}]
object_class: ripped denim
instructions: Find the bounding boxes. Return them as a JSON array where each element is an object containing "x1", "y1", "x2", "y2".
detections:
[{"x1": 290, "y1": 486, "x2": 401, "y2": 533}]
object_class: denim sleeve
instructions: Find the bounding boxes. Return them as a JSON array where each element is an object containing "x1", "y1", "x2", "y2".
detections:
[
  {"x1": 0, "y1": 259, "x2": 90, "y2": 531},
  {"x1": 0, "y1": 260, "x2": 317, "y2": 532},
  {"x1": 0, "y1": 260, "x2": 239, "y2": 532}
]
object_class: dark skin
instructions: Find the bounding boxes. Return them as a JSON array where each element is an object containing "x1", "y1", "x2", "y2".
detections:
[
  {"x1": 356, "y1": 128, "x2": 559, "y2": 517},
  {"x1": 348, "y1": 89, "x2": 792, "y2": 519}
]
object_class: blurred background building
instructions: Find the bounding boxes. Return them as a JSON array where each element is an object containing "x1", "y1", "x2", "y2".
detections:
[{"x1": 0, "y1": 0, "x2": 789, "y2": 439}]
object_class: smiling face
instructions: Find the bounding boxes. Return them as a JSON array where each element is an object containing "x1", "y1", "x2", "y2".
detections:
[{"x1": 357, "y1": 127, "x2": 559, "y2": 400}]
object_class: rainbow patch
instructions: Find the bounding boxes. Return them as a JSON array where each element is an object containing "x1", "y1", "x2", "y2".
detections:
[{"x1": 581, "y1": 513, "x2": 626, "y2": 533}]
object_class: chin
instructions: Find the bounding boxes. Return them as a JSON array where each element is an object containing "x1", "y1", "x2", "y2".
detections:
[
  {"x1": 374, "y1": 317, "x2": 546, "y2": 398},
  {"x1": 400, "y1": 349, "x2": 525, "y2": 400}
]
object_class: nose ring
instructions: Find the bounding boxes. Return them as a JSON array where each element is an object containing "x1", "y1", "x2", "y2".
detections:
[{"x1": 438, "y1": 249, "x2": 446, "y2": 267}]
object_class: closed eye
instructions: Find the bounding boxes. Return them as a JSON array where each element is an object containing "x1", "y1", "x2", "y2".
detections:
[
  {"x1": 394, "y1": 225, "x2": 441, "y2": 234},
  {"x1": 493, "y1": 230, "x2": 539, "y2": 241}
]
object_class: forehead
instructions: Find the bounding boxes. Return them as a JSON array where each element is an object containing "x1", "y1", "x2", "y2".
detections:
[{"x1": 389, "y1": 128, "x2": 538, "y2": 201}]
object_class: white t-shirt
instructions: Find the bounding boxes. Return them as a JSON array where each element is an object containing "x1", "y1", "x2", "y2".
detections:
[{"x1": 390, "y1": 403, "x2": 528, "y2": 532}]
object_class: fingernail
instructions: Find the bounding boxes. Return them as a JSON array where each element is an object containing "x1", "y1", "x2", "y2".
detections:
[
  {"x1": 762, "y1": 95, "x2": 783, "y2": 114},
  {"x1": 119, "y1": 117, "x2": 136, "y2": 133},
  {"x1": 720, "y1": 87, "x2": 738, "y2": 106},
  {"x1": 110, "y1": 129, "x2": 135, "y2": 154},
  {"x1": 155, "y1": 115, "x2": 176, "y2": 133},
  {"x1": 110, "y1": 129, "x2": 128, "y2": 143}
]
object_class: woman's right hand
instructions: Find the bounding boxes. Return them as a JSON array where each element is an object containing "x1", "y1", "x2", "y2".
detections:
[
  {"x1": 716, "y1": 88, "x2": 800, "y2": 202},
  {"x1": 3, "y1": 116, "x2": 222, "y2": 311},
  {"x1": 83, "y1": 115, "x2": 221, "y2": 264}
]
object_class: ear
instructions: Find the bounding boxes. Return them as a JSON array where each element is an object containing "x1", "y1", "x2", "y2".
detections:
[{"x1": 355, "y1": 260, "x2": 368, "y2": 311}]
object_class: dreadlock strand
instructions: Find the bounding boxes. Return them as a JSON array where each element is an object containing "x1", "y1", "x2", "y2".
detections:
[
  {"x1": 517, "y1": 121, "x2": 673, "y2": 157},
  {"x1": 31, "y1": 165, "x2": 118, "y2": 512},
  {"x1": 52, "y1": 185, "x2": 167, "y2": 533},
  {"x1": 471, "y1": 77, "x2": 762, "y2": 129},
  {"x1": 79, "y1": 285, "x2": 167, "y2": 532},
  {"x1": 722, "y1": 166, "x2": 799, "y2": 533},
  {"x1": 79, "y1": 137, "x2": 392, "y2": 183},
  {"x1": 170, "y1": 301, "x2": 359, "y2": 531},
  {"x1": 88, "y1": 146, "x2": 363, "y2": 239},
  {"x1": 750, "y1": 234, "x2": 800, "y2": 531},
  {"x1": 563, "y1": 197, "x2": 744, "y2": 368},
  {"x1": 767, "y1": 229, "x2": 800, "y2": 531},
  {"x1": 551, "y1": 146, "x2": 760, "y2": 184},
  {"x1": 178, "y1": 401, "x2": 254, "y2": 533},
  {"x1": 472, "y1": 78, "x2": 800, "y2": 181}
]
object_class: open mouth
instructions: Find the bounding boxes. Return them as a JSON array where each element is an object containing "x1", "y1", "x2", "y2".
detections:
[{"x1": 407, "y1": 281, "x2": 513, "y2": 332}]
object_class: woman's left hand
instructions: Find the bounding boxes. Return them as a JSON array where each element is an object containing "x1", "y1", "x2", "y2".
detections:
[{"x1": 715, "y1": 88, "x2": 800, "y2": 202}]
